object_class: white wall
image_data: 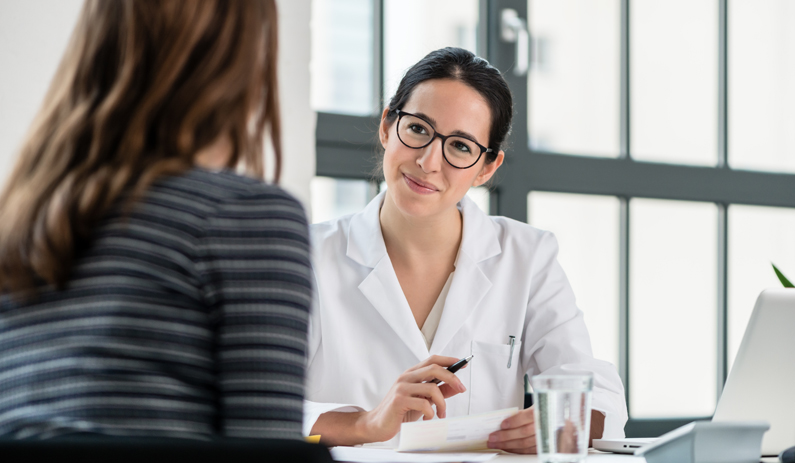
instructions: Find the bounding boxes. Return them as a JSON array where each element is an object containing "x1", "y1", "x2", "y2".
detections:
[
  {"x1": 0, "y1": 0, "x2": 83, "y2": 185},
  {"x1": 275, "y1": 0, "x2": 315, "y2": 209},
  {"x1": 0, "y1": 0, "x2": 315, "y2": 209}
]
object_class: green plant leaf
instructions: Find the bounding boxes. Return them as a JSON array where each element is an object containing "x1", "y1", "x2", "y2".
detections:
[{"x1": 772, "y1": 263, "x2": 794, "y2": 288}]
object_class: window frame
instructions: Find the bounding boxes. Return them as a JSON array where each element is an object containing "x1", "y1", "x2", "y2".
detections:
[{"x1": 314, "y1": 0, "x2": 795, "y2": 437}]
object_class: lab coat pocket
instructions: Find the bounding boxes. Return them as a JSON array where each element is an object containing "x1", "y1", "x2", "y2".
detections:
[{"x1": 469, "y1": 339, "x2": 524, "y2": 415}]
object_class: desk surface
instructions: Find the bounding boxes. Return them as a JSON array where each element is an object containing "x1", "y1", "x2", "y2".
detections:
[
  {"x1": 493, "y1": 452, "x2": 642, "y2": 461},
  {"x1": 491, "y1": 452, "x2": 779, "y2": 462},
  {"x1": 332, "y1": 447, "x2": 779, "y2": 462}
]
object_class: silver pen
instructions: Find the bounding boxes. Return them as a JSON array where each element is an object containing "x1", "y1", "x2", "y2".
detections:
[{"x1": 507, "y1": 335, "x2": 516, "y2": 368}]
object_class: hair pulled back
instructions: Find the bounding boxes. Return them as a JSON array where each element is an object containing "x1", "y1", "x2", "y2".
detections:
[{"x1": 385, "y1": 47, "x2": 513, "y2": 163}]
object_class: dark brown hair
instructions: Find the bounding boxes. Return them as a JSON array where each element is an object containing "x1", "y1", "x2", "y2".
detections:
[
  {"x1": 385, "y1": 47, "x2": 513, "y2": 163},
  {"x1": 0, "y1": 0, "x2": 281, "y2": 295}
]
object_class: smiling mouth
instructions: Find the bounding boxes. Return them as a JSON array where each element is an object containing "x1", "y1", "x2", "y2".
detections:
[{"x1": 403, "y1": 174, "x2": 438, "y2": 194}]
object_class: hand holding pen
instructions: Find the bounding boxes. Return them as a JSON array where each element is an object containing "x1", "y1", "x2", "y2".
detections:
[
  {"x1": 357, "y1": 355, "x2": 469, "y2": 444},
  {"x1": 427, "y1": 354, "x2": 474, "y2": 384}
]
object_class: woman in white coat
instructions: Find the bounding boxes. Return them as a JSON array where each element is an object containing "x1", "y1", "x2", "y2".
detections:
[{"x1": 305, "y1": 47, "x2": 628, "y2": 453}]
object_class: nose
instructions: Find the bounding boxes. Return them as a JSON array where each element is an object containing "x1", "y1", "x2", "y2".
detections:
[{"x1": 416, "y1": 136, "x2": 444, "y2": 173}]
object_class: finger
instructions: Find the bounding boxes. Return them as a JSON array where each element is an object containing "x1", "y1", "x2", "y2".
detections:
[
  {"x1": 437, "y1": 383, "x2": 461, "y2": 399},
  {"x1": 406, "y1": 364, "x2": 466, "y2": 392},
  {"x1": 500, "y1": 407, "x2": 534, "y2": 430},
  {"x1": 405, "y1": 397, "x2": 435, "y2": 421},
  {"x1": 488, "y1": 423, "x2": 535, "y2": 443},
  {"x1": 406, "y1": 355, "x2": 460, "y2": 372},
  {"x1": 404, "y1": 383, "x2": 448, "y2": 419}
]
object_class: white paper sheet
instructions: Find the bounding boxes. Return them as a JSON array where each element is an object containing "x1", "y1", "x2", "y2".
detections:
[
  {"x1": 330, "y1": 446, "x2": 499, "y2": 463},
  {"x1": 397, "y1": 408, "x2": 519, "y2": 452}
]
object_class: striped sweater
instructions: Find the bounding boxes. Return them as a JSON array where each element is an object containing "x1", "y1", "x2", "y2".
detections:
[{"x1": 0, "y1": 168, "x2": 312, "y2": 440}]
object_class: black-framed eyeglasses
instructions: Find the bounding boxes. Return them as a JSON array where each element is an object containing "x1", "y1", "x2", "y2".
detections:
[{"x1": 394, "y1": 109, "x2": 493, "y2": 169}]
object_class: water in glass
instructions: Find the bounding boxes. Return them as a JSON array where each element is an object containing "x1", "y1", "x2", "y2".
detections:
[{"x1": 532, "y1": 375, "x2": 593, "y2": 463}]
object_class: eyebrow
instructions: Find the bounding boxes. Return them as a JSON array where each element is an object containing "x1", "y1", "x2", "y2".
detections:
[{"x1": 413, "y1": 111, "x2": 484, "y2": 144}]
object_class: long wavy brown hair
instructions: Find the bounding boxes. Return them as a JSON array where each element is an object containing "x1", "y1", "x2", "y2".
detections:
[{"x1": 0, "y1": 0, "x2": 281, "y2": 296}]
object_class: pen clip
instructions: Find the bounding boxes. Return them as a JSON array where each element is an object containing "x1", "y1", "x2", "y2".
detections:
[{"x1": 507, "y1": 336, "x2": 515, "y2": 368}]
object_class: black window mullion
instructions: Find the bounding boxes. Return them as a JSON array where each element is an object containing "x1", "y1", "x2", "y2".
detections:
[
  {"x1": 486, "y1": 0, "x2": 529, "y2": 222},
  {"x1": 620, "y1": 0, "x2": 631, "y2": 160},
  {"x1": 716, "y1": 0, "x2": 730, "y2": 396},
  {"x1": 619, "y1": 196, "x2": 631, "y2": 417},
  {"x1": 717, "y1": 204, "x2": 729, "y2": 395},
  {"x1": 618, "y1": 0, "x2": 631, "y2": 419},
  {"x1": 718, "y1": 0, "x2": 729, "y2": 169},
  {"x1": 373, "y1": 0, "x2": 384, "y2": 113}
]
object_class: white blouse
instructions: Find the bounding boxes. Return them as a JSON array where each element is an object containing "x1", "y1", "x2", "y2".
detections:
[{"x1": 421, "y1": 272, "x2": 454, "y2": 349}]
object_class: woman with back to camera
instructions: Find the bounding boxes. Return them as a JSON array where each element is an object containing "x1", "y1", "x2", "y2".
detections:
[
  {"x1": 0, "y1": 0, "x2": 311, "y2": 440},
  {"x1": 305, "y1": 48, "x2": 628, "y2": 453}
]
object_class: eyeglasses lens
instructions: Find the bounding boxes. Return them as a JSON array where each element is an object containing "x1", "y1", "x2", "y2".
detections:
[
  {"x1": 398, "y1": 115, "x2": 480, "y2": 168},
  {"x1": 398, "y1": 115, "x2": 433, "y2": 147},
  {"x1": 443, "y1": 137, "x2": 479, "y2": 167}
]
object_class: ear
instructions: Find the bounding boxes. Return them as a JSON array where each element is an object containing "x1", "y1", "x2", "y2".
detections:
[
  {"x1": 472, "y1": 150, "x2": 504, "y2": 187},
  {"x1": 378, "y1": 107, "x2": 391, "y2": 149}
]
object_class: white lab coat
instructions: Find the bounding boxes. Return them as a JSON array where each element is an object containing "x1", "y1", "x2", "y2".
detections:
[{"x1": 304, "y1": 191, "x2": 628, "y2": 438}]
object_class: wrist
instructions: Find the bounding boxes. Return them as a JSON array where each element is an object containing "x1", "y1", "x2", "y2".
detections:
[
  {"x1": 314, "y1": 410, "x2": 371, "y2": 447},
  {"x1": 354, "y1": 409, "x2": 382, "y2": 443}
]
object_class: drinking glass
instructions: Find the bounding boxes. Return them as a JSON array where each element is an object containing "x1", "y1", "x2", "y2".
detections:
[{"x1": 531, "y1": 374, "x2": 593, "y2": 463}]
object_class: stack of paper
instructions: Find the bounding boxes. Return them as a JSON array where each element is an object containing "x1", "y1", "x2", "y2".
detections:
[
  {"x1": 330, "y1": 447, "x2": 498, "y2": 463},
  {"x1": 398, "y1": 408, "x2": 518, "y2": 452}
]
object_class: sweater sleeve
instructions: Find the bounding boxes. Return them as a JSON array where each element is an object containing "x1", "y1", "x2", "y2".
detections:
[{"x1": 197, "y1": 185, "x2": 312, "y2": 440}]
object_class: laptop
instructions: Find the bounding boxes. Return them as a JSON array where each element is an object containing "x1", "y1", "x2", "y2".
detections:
[{"x1": 595, "y1": 288, "x2": 795, "y2": 456}]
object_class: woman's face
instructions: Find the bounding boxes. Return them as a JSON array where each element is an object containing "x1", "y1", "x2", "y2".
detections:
[{"x1": 379, "y1": 79, "x2": 504, "y2": 219}]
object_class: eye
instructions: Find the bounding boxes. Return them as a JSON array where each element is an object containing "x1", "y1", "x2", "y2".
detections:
[
  {"x1": 452, "y1": 141, "x2": 472, "y2": 153},
  {"x1": 408, "y1": 123, "x2": 428, "y2": 135}
]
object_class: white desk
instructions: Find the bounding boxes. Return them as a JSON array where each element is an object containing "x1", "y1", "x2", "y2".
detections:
[
  {"x1": 491, "y1": 452, "x2": 779, "y2": 462},
  {"x1": 332, "y1": 448, "x2": 780, "y2": 462},
  {"x1": 492, "y1": 451, "x2": 643, "y2": 461}
]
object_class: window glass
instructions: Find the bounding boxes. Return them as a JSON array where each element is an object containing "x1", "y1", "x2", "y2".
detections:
[
  {"x1": 728, "y1": 0, "x2": 795, "y2": 173},
  {"x1": 527, "y1": 0, "x2": 620, "y2": 157},
  {"x1": 466, "y1": 186, "x2": 490, "y2": 215},
  {"x1": 630, "y1": 0, "x2": 718, "y2": 166},
  {"x1": 383, "y1": 0, "x2": 478, "y2": 104},
  {"x1": 310, "y1": 177, "x2": 376, "y2": 224},
  {"x1": 0, "y1": 0, "x2": 82, "y2": 180},
  {"x1": 311, "y1": 0, "x2": 375, "y2": 115},
  {"x1": 629, "y1": 199, "x2": 717, "y2": 418},
  {"x1": 727, "y1": 205, "x2": 795, "y2": 370},
  {"x1": 528, "y1": 192, "x2": 620, "y2": 368}
]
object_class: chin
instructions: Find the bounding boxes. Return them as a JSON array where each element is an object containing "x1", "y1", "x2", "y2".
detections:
[{"x1": 391, "y1": 183, "x2": 445, "y2": 218}]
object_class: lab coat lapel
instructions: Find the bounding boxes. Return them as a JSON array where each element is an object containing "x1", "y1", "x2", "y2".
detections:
[
  {"x1": 348, "y1": 191, "x2": 430, "y2": 363},
  {"x1": 358, "y1": 257, "x2": 430, "y2": 362},
  {"x1": 430, "y1": 196, "x2": 502, "y2": 355}
]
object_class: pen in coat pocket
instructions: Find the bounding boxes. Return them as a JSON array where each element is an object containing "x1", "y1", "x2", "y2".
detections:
[{"x1": 507, "y1": 335, "x2": 516, "y2": 368}]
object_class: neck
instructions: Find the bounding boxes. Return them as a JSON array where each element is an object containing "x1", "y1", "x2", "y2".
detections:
[
  {"x1": 379, "y1": 191, "x2": 463, "y2": 266},
  {"x1": 194, "y1": 135, "x2": 232, "y2": 170}
]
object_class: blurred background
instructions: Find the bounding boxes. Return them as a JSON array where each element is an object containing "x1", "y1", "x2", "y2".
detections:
[{"x1": 1, "y1": 0, "x2": 794, "y2": 437}]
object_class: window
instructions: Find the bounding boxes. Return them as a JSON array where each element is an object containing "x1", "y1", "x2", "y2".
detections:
[{"x1": 312, "y1": 0, "x2": 795, "y2": 436}]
